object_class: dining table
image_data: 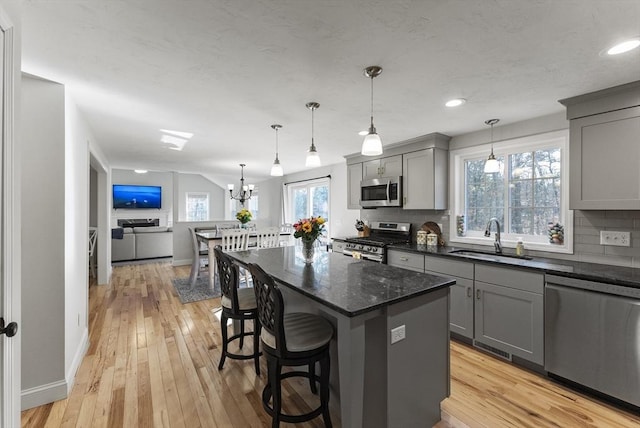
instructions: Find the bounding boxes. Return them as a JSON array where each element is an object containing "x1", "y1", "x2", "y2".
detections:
[{"x1": 194, "y1": 229, "x2": 293, "y2": 288}]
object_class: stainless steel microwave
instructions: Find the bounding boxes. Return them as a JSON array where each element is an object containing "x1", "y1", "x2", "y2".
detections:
[{"x1": 360, "y1": 176, "x2": 402, "y2": 208}]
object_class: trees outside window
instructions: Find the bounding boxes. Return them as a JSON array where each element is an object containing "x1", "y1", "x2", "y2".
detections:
[
  {"x1": 186, "y1": 193, "x2": 209, "y2": 221},
  {"x1": 287, "y1": 178, "x2": 330, "y2": 242}
]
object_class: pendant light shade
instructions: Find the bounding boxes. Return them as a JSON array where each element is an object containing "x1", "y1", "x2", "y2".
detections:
[
  {"x1": 361, "y1": 66, "x2": 383, "y2": 156},
  {"x1": 270, "y1": 124, "x2": 284, "y2": 176},
  {"x1": 305, "y1": 102, "x2": 321, "y2": 168},
  {"x1": 484, "y1": 119, "x2": 501, "y2": 173}
]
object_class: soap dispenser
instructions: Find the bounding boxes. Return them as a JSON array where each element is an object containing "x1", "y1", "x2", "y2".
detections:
[{"x1": 516, "y1": 238, "x2": 525, "y2": 257}]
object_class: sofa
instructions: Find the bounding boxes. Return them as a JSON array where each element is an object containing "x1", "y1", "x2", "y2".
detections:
[{"x1": 112, "y1": 226, "x2": 173, "y2": 261}]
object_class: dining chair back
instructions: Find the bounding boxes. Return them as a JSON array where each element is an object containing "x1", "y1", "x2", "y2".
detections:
[
  {"x1": 188, "y1": 227, "x2": 209, "y2": 287},
  {"x1": 221, "y1": 229, "x2": 249, "y2": 252},
  {"x1": 256, "y1": 226, "x2": 280, "y2": 249}
]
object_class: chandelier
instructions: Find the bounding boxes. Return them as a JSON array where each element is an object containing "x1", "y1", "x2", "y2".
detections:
[{"x1": 228, "y1": 163, "x2": 254, "y2": 206}]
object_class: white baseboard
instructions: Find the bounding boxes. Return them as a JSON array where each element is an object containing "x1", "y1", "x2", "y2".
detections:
[
  {"x1": 66, "y1": 327, "x2": 89, "y2": 394},
  {"x1": 21, "y1": 380, "x2": 67, "y2": 411},
  {"x1": 20, "y1": 329, "x2": 89, "y2": 410},
  {"x1": 173, "y1": 258, "x2": 192, "y2": 267}
]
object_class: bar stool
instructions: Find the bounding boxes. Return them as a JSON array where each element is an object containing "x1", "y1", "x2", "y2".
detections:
[
  {"x1": 215, "y1": 247, "x2": 261, "y2": 375},
  {"x1": 248, "y1": 263, "x2": 333, "y2": 428}
]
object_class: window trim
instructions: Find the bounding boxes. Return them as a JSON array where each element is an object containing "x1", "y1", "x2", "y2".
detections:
[
  {"x1": 448, "y1": 129, "x2": 573, "y2": 254},
  {"x1": 186, "y1": 192, "x2": 210, "y2": 221}
]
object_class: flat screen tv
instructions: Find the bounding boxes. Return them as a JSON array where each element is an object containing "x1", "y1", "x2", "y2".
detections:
[{"x1": 113, "y1": 184, "x2": 162, "y2": 209}]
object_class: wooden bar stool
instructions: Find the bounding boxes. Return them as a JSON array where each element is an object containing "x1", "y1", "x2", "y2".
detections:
[
  {"x1": 214, "y1": 247, "x2": 261, "y2": 375},
  {"x1": 248, "y1": 263, "x2": 334, "y2": 428}
]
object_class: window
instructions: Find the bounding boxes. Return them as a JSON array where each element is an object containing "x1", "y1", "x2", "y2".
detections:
[
  {"x1": 450, "y1": 130, "x2": 571, "y2": 253},
  {"x1": 285, "y1": 178, "x2": 330, "y2": 242},
  {"x1": 186, "y1": 192, "x2": 209, "y2": 221}
]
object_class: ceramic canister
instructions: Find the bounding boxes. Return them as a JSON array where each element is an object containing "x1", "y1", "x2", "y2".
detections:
[{"x1": 417, "y1": 230, "x2": 428, "y2": 245}]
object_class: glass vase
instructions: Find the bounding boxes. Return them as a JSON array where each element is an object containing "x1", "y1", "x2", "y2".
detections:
[{"x1": 301, "y1": 239, "x2": 316, "y2": 264}]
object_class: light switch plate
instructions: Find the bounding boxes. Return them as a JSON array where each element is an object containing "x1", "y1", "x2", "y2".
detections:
[{"x1": 600, "y1": 231, "x2": 631, "y2": 247}]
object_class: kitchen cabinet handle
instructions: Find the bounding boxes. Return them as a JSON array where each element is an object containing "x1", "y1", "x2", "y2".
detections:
[
  {"x1": 400, "y1": 257, "x2": 409, "y2": 261},
  {"x1": 467, "y1": 287, "x2": 472, "y2": 298},
  {"x1": 476, "y1": 289, "x2": 481, "y2": 300}
]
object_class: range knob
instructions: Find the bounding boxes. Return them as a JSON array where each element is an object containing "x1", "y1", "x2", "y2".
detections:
[{"x1": 358, "y1": 245, "x2": 364, "y2": 251}]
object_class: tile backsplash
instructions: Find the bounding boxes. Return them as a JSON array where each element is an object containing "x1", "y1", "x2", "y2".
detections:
[{"x1": 360, "y1": 208, "x2": 640, "y2": 268}]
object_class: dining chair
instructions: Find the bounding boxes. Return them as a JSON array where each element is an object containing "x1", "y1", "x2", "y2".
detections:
[
  {"x1": 88, "y1": 227, "x2": 98, "y2": 279},
  {"x1": 248, "y1": 263, "x2": 333, "y2": 427},
  {"x1": 256, "y1": 226, "x2": 280, "y2": 249},
  {"x1": 215, "y1": 247, "x2": 261, "y2": 375},
  {"x1": 188, "y1": 227, "x2": 209, "y2": 287},
  {"x1": 279, "y1": 223, "x2": 294, "y2": 246},
  {"x1": 221, "y1": 228, "x2": 251, "y2": 284}
]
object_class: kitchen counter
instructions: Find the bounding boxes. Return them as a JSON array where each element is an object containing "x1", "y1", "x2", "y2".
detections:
[
  {"x1": 226, "y1": 246, "x2": 453, "y2": 427},
  {"x1": 389, "y1": 243, "x2": 640, "y2": 289}
]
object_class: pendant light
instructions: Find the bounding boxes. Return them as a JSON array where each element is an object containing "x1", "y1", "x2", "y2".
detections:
[
  {"x1": 270, "y1": 124, "x2": 284, "y2": 176},
  {"x1": 483, "y1": 119, "x2": 500, "y2": 173},
  {"x1": 305, "y1": 102, "x2": 321, "y2": 168},
  {"x1": 361, "y1": 65, "x2": 383, "y2": 156}
]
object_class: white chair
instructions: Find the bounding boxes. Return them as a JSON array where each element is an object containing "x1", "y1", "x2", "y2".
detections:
[
  {"x1": 88, "y1": 227, "x2": 98, "y2": 279},
  {"x1": 188, "y1": 227, "x2": 209, "y2": 288},
  {"x1": 221, "y1": 229, "x2": 250, "y2": 284},
  {"x1": 256, "y1": 226, "x2": 280, "y2": 249}
]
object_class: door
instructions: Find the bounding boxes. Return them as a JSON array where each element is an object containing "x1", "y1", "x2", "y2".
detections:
[{"x1": 0, "y1": 8, "x2": 19, "y2": 427}]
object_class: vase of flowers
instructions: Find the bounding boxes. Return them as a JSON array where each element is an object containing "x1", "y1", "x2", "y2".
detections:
[
  {"x1": 293, "y1": 216, "x2": 326, "y2": 263},
  {"x1": 236, "y1": 208, "x2": 252, "y2": 227}
]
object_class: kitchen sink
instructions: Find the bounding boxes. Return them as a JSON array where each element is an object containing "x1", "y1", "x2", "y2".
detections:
[{"x1": 447, "y1": 249, "x2": 533, "y2": 262}]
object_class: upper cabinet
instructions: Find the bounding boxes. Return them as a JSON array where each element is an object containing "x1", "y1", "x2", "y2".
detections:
[
  {"x1": 403, "y1": 148, "x2": 448, "y2": 210},
  {"x1": 362, "y1": 155, "x2": 402, "y2": 179},
  {"x1": 345, "y1": 133, "x2": 451, "y2": 210},
  {"x1": 347, "y1": 163, "x2": 363, "y2": 210},
  {"x1": 560, "y1": 81, "x2": 640, "y2": 210}
]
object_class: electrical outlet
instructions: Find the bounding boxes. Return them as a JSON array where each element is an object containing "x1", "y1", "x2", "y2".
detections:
[
  {"x1": 600, "y1": 231, "x2": 631, "y2": 247},
  {"x1": 390, "y1": 325, "x2": 406, "y2": 344}
]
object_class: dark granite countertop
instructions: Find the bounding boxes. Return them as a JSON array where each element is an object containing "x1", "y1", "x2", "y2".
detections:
[
  {"x1": 225, "y1": 246, "x2": 455, "y2": 317},
  {"x1": 388, "y1": 243, "x2": 640, "y2": 290}
]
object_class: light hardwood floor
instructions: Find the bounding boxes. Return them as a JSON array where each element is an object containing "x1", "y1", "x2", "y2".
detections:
[{"x1": 21, "y1": 261, "x2": 640, "y2": 428}]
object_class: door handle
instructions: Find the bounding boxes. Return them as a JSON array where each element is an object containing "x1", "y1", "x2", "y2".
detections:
[
  {"x1": 467, "y1": 287, "x2": 472, "y2": 298},
  {"x1": 0, "y1": 317, "x2": 18, "y2": 337},
  {"x1": 476, "y1": 289, "x2": 481, "y2": 300}
]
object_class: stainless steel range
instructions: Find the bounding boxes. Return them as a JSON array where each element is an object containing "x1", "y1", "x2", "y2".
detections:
[{"x1": 342, "y1": 221, "x2": 411, "y2": 263}]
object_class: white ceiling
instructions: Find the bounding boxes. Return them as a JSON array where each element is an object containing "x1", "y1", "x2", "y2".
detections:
[{"x1": 22, "y1": 0, "x2": 640, "y2": 186}]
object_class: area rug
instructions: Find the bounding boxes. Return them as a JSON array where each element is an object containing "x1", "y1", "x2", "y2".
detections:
[{"x1": 172, "y1": 275, "x2": 221, "y2": 304}]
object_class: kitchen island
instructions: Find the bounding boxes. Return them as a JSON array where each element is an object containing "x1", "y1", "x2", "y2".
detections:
[{"x1": 226, "y1": 245, "x2": 455, "y2": 428}]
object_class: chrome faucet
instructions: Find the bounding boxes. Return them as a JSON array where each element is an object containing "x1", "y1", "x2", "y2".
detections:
[{"x1": 484, "y1": 218, "x2": 503, "y2": 254}]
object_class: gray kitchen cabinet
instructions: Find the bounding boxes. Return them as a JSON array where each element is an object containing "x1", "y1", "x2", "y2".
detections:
[
  {"x1": 347, "y1": 162, "x2": 363, "y2": 209},
  {"x1": 568, "y1": 106, "x2": 640, "y2": 209},
  {"x1": 474, "y1": 264, "x2": 544, "y2": 365},
  {"x1": 425, "y1": 256, "x2": 474, "y2": 339},
  {"x1": 402, "y1": 148, "x2": 448, "y2": 210},
  {"x1": 560, "y1": 81, "x2": 640, "y2": 210},
  {"x1": 387, "y1": 249, "x2": 424, "y2": 272},
  {"x1": 363, "y1": 155, "x2": 402, "y2": 179}
]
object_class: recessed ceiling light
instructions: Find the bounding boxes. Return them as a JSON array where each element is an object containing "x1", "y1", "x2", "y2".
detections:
[
  {"x1": 358, "y1": 130, "x2": 369, "y2": 136},
  {"x1": 159, "y1": 129, "x2": 194, "y2": 139},
  {"x1": 134, "y1": 169, "x2": 148, "y2": 174},
  {"x1": 607, "y1": 38, "x2": 640, "y2": 55},
  {"x1": 445, "y1": 98, "x2": 467, "y2": 107}
]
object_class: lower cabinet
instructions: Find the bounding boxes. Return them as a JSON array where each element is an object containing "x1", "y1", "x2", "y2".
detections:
[
  {"x1": 425, "y1": 256, "x2": 474, "y2": 340},
  {"x1": 391, "y1": 250, "x2": 545, "y2": 365},
  {"x1": 474, "y1": 265, "x2": 544, "y2": 365}
]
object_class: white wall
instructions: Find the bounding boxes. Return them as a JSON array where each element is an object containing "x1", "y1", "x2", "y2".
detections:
[
  {"x1": 64, "y1": 92, "x2": 93, "y2": 394},
  {"x1": 176, "y1": 172, "x2": 225, "y2": 220},
  {"x1": 258, "y1": 162, "x2": 359, "y2": 239},
  {"x1": 21, "y1": 75, "x2": 67, "y2": 407}
]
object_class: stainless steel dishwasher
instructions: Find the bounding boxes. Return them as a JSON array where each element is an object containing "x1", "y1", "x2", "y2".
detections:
[{"x1": 545, "y1": 274, "x2": 640, "y2": 408}]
